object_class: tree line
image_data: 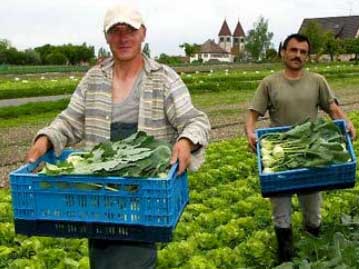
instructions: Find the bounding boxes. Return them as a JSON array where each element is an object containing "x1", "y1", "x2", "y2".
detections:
[{"x1": 0, "y1": 39, "x2": 96, "y2": 65}]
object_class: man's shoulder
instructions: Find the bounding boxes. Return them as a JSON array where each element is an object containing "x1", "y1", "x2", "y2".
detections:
[
  {"x1": 304, "y1": 70, "x2": 326, "y2": 81},
  {"x1": 84, "y1": 59, "x2": 112, "y2": 78},
  {"x1": 261, "y1": 71, "x2": 283, "y2": 84},
  {"x1": 146, "y1": 58, "x2": 180, "y2": 83},
  {"x1": 159, "y1": 64, "x2": 180, "y2": 81},
  {"x1": 86, "y1": 65, "x2": 103, "y2": 75}
]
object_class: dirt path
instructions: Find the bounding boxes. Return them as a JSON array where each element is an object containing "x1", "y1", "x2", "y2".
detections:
[
  {"x1": 0, "y1": 95, "x2": 71, "y2": 108},
  {"x1": 1, "y1": 89, "x2": 358, "y2": 188}
]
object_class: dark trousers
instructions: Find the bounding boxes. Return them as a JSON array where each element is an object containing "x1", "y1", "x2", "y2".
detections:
[{"x1": 88, "y1": 239, "x2": 157, "y2": 269}]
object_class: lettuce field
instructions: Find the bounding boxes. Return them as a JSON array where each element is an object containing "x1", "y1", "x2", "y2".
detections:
[{"x1": 0, "y1": 63, "x2": 359, "y2": 268}]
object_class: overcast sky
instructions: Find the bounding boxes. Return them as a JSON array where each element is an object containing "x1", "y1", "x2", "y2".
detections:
[{"x1": 1, "y1": 0, "x2": 358, "y2": 57}]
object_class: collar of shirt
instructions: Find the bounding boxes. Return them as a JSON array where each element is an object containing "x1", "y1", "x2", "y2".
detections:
[{"x1": 99, "y1": 53, "x2": 162, "y2": 79}]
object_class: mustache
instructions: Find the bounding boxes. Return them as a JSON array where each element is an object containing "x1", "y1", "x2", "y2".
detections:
[{"x1": 291, "y1": 57, "x2": 302, "y2": 62}]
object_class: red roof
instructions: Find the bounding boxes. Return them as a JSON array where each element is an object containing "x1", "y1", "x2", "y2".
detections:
[
  {"x1": 233, "y1": 21, "x2": 245, "y2": 37},
  {"x1": 218, "y1": 20, "x2": 231, "y2": 36},
  {"x1": 199, "y1": 39, "x2": 229, "y2": 54}
]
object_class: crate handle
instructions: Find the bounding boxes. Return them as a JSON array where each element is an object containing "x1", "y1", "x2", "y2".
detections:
[
  {"x1": 56, "y1": 182, "x2": 140, "y2": 193},
  {"x1": 168, "y1": 162, "x2": 180, "y2": 179}
]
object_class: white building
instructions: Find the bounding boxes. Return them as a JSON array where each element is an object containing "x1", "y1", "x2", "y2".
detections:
[
  {"x1": 190, "y1": 39, "x2": 233, "y2": 63},
  {"x1": 190, "y1": 19, "x2": 246, "y2": 63}
]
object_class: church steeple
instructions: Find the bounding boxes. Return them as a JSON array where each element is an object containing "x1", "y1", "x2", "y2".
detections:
[
  {"x1": 218, "y1": 19, "x2": 232, "y2": 53},
  {"x1": 233, "y1": 21, "x2": 245, "y2": 37},
  {"x1": 218, "y1": 19, "x2": 232, "y2": 36},
  {"x1": 231, "y1": 20, "x2": 246, "y2": 57}
]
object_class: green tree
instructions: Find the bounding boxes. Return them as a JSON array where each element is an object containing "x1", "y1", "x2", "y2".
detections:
[
  {"x1": 1, "y1": 40, "x2": 95, "y2": 65},
  {"x1": 300, "y1": 21, "x2": 326, "y2": 60},
  {"x1": 98, "y1": 47, "x2": 111, "y2": 58},
  {"x1": 0, "y1": 39, "x2": 11, "y2": 51},
  {"x1": 46, "y1": 51, "x2": 67, "y2": 65},
  {"x1": 245, "y1": 16, "x2": 274, "y2": 61},
  {"x1": 1, "y1": 40, "x2": 41, "y2": 65},
  {"x1": 179, "y1": 43, "x2": 200, "y2": 57},
  {"x1": 143, "y1": 43, "x2": 151, "y2": 58},
  {"x1": 157, "y1": 53, "x2": 182, "y2": 65},
  {"x1": 323, "y1": 32, "x2": 340, "y2": 62},
  {"x1": 79, "y1": 43, "x2": 95, "y2": 64},
  {"x1": 35, "y1": 44, "x2": 54, "y2": 64},
  {"x1": 4, "y1": 48, "x2": 27, "y2": 64},
  {"x1": 343, "y1": 38, "x2": 359, "y2": 62},
  {"x1": 0, "y1": 39, "x2": 14, "y2": 64},
  {"x1": 35, "y1": 43, "x2": 95, "y2": 65},
  {"x1": 23, "y1": 49, "x2": 41, "y2": 65},
  {"x1": 61, "y1": 43, "x2": 94, "y2": 65},
  {"x1": 265, "y1": 48, "x2": 278, "y2": 62}
]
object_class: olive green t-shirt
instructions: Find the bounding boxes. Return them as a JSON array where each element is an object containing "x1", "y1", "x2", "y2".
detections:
[{"x1": 249, "y1": 71, "x2": 337, "y2": 127}]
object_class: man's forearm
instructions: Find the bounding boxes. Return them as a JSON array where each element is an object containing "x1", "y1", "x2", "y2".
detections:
[
  {"x1": 245, "y1": 110, "x2": 259, "y2": 136},
  {"x1": 34, "y1": 135, "x2": 53, "y2": 150},
  {"x1": 328, "y1": 102, "x2": 356, "y2": 139},
  {"x1": 329, "y1": 104, "x2": 346, "y2": 119}
]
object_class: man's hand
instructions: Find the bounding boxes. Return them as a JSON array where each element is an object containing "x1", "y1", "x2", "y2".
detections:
[
  {"x1": 25, "y1": 136, "x2": 52, "y2": 163},
  {"x1": 245, "y1": 110, "x2": 259, "y2": 153},
  {"x1": 246, "y1": 130, "x2": 257, "y2": 152},
  {"x1": 170, "y1": 138, "x2": 193, "y2": 175},
  {"x1": 328, "y1": 102, "x2": 356, "y2": 140},
  {"x1": 347, "y1": 121, "x2": 357, "y2": 140}
]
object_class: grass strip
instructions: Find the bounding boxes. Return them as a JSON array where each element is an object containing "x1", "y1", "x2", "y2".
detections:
[{"x1": 0, "y1": 99, "x2": 69, "y2": 119}]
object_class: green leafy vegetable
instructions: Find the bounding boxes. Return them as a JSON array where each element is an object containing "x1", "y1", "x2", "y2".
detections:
[
  {"x1": 39, "y1": 131, "x2": 172, "y2": 178},
  {"x1": 259, "y1": 119, "x2": 351, "y2": 173}
]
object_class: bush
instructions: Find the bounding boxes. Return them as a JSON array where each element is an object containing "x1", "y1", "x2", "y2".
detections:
[{"x1": 45, "y1": 52, "x2": 68, "y2": 65}]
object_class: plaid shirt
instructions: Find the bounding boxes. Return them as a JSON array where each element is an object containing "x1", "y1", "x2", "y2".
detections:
[{"x1": 36, "y1": 55, "x2": 210, "y2": 171}]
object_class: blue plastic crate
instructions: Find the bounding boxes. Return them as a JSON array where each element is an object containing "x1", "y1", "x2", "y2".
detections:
[
  {"x1": 255, "y1": 120, "x2": 357, "y2": 197},
  {"x1": 9, "y1": 149, "x2": 189, "y2": 241}
]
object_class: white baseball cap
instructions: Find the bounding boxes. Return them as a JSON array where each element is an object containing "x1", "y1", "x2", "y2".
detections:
[{"x1": 103, "y1": 4, "x2": 145, "y2": 33}]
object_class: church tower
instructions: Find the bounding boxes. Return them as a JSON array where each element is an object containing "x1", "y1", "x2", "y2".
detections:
[
  {"x1": 218, "y1": 19, "x2": 232, "y2": 53},
  {"x1": 232, "y1": 20, "x2": 246, "y2": 56}
]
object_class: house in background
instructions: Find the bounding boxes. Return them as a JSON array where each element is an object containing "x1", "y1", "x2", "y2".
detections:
[
  {"x1": 190, "y1": 39, "x2": 233, "y2": 63},
  {"x1": 298, "y1": 16, "x2": 359, "y2": 61},
  {"x1": 190, "y1": 19, "x2": 246, "y2": 63}
]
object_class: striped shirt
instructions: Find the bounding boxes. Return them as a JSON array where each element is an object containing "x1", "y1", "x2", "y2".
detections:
[{"x1": 35, "y1": 55, "x2": 210, "y2": 171}]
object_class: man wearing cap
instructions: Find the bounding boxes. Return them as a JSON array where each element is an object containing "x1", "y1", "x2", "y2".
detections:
[{"x1": 26, "y1": 4, "x2": 210, "y2": 269}]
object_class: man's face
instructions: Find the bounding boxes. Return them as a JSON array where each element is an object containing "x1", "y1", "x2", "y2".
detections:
[
  {"x1": 281, "y1": 38, "x2": 309, "y2": 71},
  {"x1": 106, "y1": 23, "x2": 145, "y2": 62}
]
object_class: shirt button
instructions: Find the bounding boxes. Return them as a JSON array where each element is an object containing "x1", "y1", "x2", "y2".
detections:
[{"x1": 105, "y1": 115, "x2": 110, "y2": 120}]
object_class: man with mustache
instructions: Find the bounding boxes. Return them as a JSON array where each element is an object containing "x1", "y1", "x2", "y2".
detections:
[{"x1": 245, "y1": 33, "x2": 356, "y2": 264}]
